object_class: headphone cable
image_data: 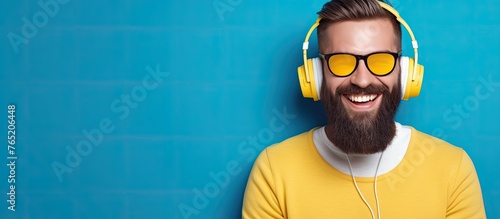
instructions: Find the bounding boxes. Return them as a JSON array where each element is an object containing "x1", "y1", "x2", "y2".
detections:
[{"x1": 346, "y1": 152, "x2": 384, "y2": 219}]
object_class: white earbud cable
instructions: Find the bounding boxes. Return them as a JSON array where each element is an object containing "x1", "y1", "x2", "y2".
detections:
[{"x1": 346, "y1": 152, "x2": 384, "y2": 219}]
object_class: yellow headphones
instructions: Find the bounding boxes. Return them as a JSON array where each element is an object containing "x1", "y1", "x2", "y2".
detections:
[{"x1": 297, "y1": 1, "x2": 424, "y2": 101}]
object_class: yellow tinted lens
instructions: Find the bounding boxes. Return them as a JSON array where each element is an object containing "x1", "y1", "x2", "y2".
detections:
[
  {"x1": 367, "y1": 53, "x2": 395, "y2": 75},
  {"x1": 329, "y1": 54, "x2": 356, "y2": 76}
]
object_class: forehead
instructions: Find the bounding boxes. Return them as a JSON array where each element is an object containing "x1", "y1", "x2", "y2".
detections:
[{"x1": 323, "y1": 18, "x2": 398, "y2": 54}]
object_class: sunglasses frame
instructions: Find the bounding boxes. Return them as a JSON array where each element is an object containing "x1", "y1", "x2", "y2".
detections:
[{"x1": 320, "y1": 51, "x2": 402, "y2": 77}]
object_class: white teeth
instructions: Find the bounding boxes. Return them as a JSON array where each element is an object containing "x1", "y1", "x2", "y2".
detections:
[{"x1": 348, "y1": 94, "x2": 377, "y2": 103}]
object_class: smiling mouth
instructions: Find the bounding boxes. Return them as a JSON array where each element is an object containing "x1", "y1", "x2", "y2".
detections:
[{"x1": 345, "y1": 94, "x2": 378, "y2": 103}]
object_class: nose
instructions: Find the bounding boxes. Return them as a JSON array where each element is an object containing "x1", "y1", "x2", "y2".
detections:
[{"x1": 349, "y1": 60, "x2": 375, "y2": 88}]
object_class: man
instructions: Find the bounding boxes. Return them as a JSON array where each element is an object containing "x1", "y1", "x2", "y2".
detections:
[{"x1": 242, "y1": 0, "x2": 486, "y2": 218}]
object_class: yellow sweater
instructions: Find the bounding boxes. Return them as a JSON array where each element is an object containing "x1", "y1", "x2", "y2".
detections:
[{"x1": 242, "y1": 128, "x2": 485, "y2": 219}]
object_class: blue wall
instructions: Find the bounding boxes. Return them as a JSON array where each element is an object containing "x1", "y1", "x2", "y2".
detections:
[{"x1": 1, "y1": 0, "x2": 499, "y2": 218}]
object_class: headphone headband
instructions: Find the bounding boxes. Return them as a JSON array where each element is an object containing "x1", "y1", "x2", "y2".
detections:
[
  {"x1": 378, "y1": 2, "x2": 419, "y2": 82},
  {"x1": 302, "y1": 17, "x2": 321, "y2": 83}
]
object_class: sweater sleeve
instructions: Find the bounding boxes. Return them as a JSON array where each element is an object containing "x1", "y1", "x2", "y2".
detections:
[
  {"x1": 446, "y1": 150, "x2": 486, "y2": 219},
  {"x1": 242, "y1": 149, "x2": 284, "y2": 219}
]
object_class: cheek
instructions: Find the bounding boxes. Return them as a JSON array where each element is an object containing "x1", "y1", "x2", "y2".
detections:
[
  {"x1": 382, "y1": 66, "x2": 401, "y2": 91},
  {"x1": 324, "y1": 74, "x2": 347, "y2": 95}
]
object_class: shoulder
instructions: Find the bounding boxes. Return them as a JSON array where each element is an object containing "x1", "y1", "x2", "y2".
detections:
[
  {"x1": 410, "y1": 127, "x2": 463, "y2": 153},
  {"x1": 408, "y1": 127, "x2": 468, "y2": 165},
  {"x1": 407, "y1": 128, "x2": 484, "y2": 216},
  {"x1": 253, "y1": 128, "x2": 318, "y2": 170},
  {"x1": 265, "y1": 128, "x2": 316, "y2": 156}
]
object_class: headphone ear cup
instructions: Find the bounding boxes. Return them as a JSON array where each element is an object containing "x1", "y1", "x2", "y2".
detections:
[
  {"x1": 297, "y1": 58, "x2": 323, "y2": 101},
  {"x1": 400, "y1": 56, "x2": 424, "y2": 100}
]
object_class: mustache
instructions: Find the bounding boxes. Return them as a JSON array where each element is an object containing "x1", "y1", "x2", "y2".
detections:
[{"x1": 336, "y1": 84, "x2": 389, "y2": 95}]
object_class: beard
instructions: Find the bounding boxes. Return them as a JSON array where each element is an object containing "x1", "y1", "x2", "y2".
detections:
[{"x1": 320, "y1": 74, "x2": 402, "y2": 154}]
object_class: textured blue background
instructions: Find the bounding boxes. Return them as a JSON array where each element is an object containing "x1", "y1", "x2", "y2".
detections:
[{"x1": 1, "y1": 0, "x2": 499, "y2": 218}]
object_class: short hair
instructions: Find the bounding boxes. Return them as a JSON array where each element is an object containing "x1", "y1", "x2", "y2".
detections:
[{"x1": 317, "y1": 0, "x2": 402, "y2": 52}]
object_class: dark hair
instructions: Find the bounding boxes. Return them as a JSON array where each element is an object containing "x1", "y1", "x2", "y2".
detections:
[{"x1": 317, "y1": 0, "x2": 402, "y2": 52}]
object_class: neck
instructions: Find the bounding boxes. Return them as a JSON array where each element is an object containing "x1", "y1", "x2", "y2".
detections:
[{"x1": 314, "y1": 122, "x2": 411, "y2": 177}]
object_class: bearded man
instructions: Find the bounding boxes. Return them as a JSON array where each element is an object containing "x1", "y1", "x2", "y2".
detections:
[{"x1": 242, "y1": 0, "x2": 485, "y2": 218}]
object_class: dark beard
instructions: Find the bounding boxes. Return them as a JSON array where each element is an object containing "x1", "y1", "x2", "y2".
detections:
[{"x1": 321, "y1": 75, "x2": 402, "y2": 154}]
